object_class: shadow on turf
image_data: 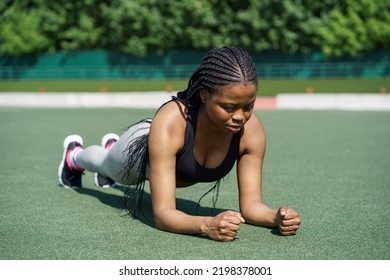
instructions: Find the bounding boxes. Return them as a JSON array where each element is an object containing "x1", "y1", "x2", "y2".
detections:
[{"x1": 74, "y1": 184, "x2": 228, "y2": 231}]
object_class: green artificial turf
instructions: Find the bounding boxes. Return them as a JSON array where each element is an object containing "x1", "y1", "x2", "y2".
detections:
[{"x1": 0, "y1": 108, "x2": 389, "y2": 260}]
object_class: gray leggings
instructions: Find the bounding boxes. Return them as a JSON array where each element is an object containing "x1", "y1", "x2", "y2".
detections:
[{"x1": 75, "y1": 120, "x2": 151, "y2": 185}]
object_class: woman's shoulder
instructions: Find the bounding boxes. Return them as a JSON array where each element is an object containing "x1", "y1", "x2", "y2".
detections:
[
  {"x1": 153, "y1": 99, "x2": 187, "y2": 125},
  {"x1": 243, "y1": 114, "x2": 265, "y2": 136},
  {"x1": 150, "y1": 100, "x2": 188, "y2": 142},
  {"x1": 148, "y1": 100, "x2": 188, "y2": 155},
  {"x1": 240, "y1": 114, "x2": 266, "y2": 153}
]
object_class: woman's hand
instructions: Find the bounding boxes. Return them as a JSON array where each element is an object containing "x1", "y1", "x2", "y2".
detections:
[
  {"x1": 276, "y1": 206, "x2": 301, "y2": 236},
  {"x1": 203, "y1": 211, "x2": 245, "y2": 242}
]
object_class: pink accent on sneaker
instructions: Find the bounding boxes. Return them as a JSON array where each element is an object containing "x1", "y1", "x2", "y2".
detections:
[
  {"x1": 66, "y1": 146, "x2": 84, "y2": 171},
  {"x1": 105, "y1": 140, "x2": 117, "y2": 150}
]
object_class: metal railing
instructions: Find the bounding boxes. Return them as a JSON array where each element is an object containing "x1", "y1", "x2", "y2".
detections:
[{"x1": 0, "y1": 62, "x2": 388, "y2": 80}]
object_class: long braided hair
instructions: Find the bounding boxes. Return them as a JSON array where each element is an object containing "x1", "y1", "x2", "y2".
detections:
[{"x1": 175, "y1": 46, "x2": 258, "y2": 108}]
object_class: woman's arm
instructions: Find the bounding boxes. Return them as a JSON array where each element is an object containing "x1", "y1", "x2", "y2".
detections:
[
  {"x1": 148, "y1": 102, "x2": 244, "y2": 241},
  {"x1": 237, "y1": 115, "x2": 301, "y2": 235}
]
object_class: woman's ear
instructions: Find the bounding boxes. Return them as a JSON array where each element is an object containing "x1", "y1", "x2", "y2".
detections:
[{"x1": 199, "y1": 90, "x2": 208, "y2": 103}]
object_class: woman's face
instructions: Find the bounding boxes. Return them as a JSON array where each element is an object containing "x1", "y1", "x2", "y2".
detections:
[{"x1": 200, "y1": 82, "x2": 258, "y2": 134}]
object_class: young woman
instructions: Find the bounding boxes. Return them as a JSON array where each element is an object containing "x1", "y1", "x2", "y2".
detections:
[{"x1": 58, "y1": 46, "x2": 301, "y2": 241}]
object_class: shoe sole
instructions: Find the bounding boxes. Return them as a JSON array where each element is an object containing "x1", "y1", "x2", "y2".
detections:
[
  {"x1": 58, "y1": 135, "x2": 83, "y2": 189},
  {"x1": 94, "y1": 133, "x2": 119, "y2": 188}
]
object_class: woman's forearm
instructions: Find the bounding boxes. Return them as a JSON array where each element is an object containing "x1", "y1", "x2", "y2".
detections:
[
  {"x1": 241, "y1": 201, "x2": 278, "y2": 228},
  {"x1": 154, "y1": 208, "x2": 211, "y2": 235}
]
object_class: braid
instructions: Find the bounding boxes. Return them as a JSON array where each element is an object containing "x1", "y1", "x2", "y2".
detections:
[{"x1": 177, "y1": 46, "x2": 257, "y2": 107}]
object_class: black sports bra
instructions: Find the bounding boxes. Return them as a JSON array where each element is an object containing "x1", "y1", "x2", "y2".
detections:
[{"x1": 175, "y1": 105, "x2": 241, "y2": 183}]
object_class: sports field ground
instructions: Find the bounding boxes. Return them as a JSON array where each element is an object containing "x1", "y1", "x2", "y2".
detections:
[{"x1": 0, "y1": 107, "x2": 389, "y2": 260}]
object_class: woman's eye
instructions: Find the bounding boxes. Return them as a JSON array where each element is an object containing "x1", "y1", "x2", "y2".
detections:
[
  {"x1": 224, "y1": 107, "x2": 235, "y2": 113},
  {"x1": 244, "y1": 105, "x2": 254, "y2": 111}
]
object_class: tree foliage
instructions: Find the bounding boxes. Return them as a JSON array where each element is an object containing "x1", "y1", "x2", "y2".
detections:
[
  {"x1": 318, "y1": 0, "x2": 390, "y2": 57},
  {"x1": 0, "y1": 0, "x2": 388, "y2": 57}
]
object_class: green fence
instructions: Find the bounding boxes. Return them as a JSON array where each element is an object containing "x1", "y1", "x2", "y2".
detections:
[{"x1": 0, "y1": 49, "x2": 388, "y2": 80}]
